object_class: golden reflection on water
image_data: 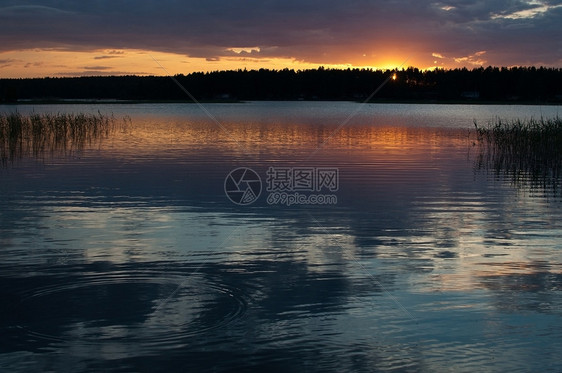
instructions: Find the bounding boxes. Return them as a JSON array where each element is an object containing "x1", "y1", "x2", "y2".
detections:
[
  {"x1": 3, "y1": 115, "x2": 561, "y2": 299},
  {"x1": 98, "y1": 118, "x2": 471, "y2": 163}
]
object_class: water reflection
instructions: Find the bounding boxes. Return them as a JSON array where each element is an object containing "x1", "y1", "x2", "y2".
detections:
[{"x1": 1, "y1": 103, "x2": 561, "y2": 371}]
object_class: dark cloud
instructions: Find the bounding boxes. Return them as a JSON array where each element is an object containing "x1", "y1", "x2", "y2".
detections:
[
  {"x1": 53, "y1": 70, "x2": 151, "y2": 77},
  {"x1": 0, "y1": 0, "x2": 560, "y2": 67},
  {"x1": 82, "y1": 65, "x2": 112, "y2": 70},
  {"x1": 0, "y1": 58, "x2": 18, "y2": 68},
  {"x1": 93, "y1": 51, "x2": 125, "y2": 59},
  {"x1": 24, "y1": 61, "x2": 43, "y2": 68},
  {"x1": 93, "y1": 55, "x2": 122, "y2": 60}
]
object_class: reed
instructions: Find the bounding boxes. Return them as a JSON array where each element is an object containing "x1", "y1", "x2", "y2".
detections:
[
  {"x1": 0, "y1": 112, "x2": 118, "y2": 165},
  {"x1": 473, "y1": 116, "x2": 562, "y2": 194}
]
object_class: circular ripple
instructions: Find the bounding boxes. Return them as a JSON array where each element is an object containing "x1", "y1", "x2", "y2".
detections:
[{"x1": 16, "y1": 268, "x2": 248, "y2": 352}]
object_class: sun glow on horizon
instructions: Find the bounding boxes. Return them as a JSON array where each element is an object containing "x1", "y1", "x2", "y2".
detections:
[
  {"x1": 0, "y1": 47, "x2": 499, "y2": 79},
  {"x1": 1, "y1": 48, "x2": 400, "y2": 78}
]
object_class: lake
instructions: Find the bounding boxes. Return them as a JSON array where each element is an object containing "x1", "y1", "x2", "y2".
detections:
[{"x1": 1, "y1": 102, "x2": 561, "y2": 372}]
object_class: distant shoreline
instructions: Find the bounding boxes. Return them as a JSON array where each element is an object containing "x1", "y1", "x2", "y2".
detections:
[
  {"x1": 2, "y1": 98, "x2": 561, "y2": 106},
  {"x1": 2, "y1": 67, "x2": 561, "y2": 105}
]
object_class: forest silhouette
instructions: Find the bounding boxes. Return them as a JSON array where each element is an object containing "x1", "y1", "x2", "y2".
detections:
[{"x1": 1, "y1": 66, "x2": 561, "y2": 103}]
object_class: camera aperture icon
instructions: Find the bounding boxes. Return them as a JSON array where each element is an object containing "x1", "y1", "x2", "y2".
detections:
[{"x1": 224, "y1": 167, "x2": 262, "y2": 205}]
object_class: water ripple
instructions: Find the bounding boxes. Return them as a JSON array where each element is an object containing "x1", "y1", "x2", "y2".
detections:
[{"x1": 11, "y1": 263, "x2": 249, "y2": 356}]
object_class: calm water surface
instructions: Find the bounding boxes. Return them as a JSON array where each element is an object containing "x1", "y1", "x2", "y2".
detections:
[{"x1": 1, "y1": 102, "x2": 561, "y2": 372}]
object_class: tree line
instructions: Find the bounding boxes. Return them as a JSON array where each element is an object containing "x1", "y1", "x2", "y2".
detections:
[{"x1": 1, "y1": 66, "x2": 561, "y2": 103}]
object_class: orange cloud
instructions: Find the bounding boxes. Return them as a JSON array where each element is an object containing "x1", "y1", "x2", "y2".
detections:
[{"x1": 1, "y1": 0, "x2": 560, "y2": 77}]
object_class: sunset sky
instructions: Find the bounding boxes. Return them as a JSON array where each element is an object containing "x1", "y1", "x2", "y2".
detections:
[{"x1": 1, "y1": 0, "x2": 561, "y2": 78}]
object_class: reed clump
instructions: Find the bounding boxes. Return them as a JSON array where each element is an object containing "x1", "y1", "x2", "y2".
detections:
[
  {"x1": 473, "y1": 116, "x2": 562, "y2": 194},
  {"x1": 0, "y1": 112, "x2": 117, "y2": 165}
]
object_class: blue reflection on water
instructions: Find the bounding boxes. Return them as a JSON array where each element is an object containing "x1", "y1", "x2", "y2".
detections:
[{"x1": 1, "y1": 103, "x2": 561, "y2": 372}]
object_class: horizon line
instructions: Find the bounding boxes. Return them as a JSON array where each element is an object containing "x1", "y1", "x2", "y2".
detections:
[{"x1": 2, "y1": 64, "x2": 562, "y2": 80}]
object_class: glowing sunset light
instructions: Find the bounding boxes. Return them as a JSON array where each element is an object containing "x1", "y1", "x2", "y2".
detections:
[{"x1": 0, "y1": 1, "x2": 560, "y2": 78}]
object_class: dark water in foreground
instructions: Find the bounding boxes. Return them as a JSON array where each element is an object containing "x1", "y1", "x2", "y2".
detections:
[{"x1": 1, "y1": 102, "x2": 561, "y2": 372}]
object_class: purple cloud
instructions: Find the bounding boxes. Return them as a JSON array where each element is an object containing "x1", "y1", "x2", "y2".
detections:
[{"x1": 0, "y1": 0, "x2": 560, "y2": 67}]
